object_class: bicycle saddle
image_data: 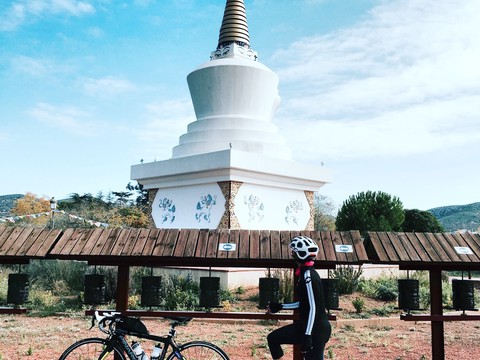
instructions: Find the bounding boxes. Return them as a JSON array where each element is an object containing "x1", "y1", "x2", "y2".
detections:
[{"x1": 165, "y1": 316, "x2": 192, "y2": 324}]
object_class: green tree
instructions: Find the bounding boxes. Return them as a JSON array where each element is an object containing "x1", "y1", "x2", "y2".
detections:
[
  {"x1": 126, "y1": 182, "x2": 149, "y2": 208},
  {"x1": 335, "y1": 191, "x2": 404, "y2": 237},
  {"x1": 60, "y1": 193, "x2": 111, "y2": 212},
  {"x1": 402, "y1": 209, "x2": 445, "y2": 232},
  {"x1": 313, "y1": 193, "x2": 336, "y2": 231}
]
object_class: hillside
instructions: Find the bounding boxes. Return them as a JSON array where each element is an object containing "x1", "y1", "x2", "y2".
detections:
[
  {"x1": 429, "y1": 202, "x2": 480, "y2": 232},
  {"x1": 0, "y1": 194, "x2": 23, "y2": 217}
]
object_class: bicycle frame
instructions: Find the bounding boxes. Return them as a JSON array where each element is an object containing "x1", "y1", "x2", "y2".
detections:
[{"x1": 100, "y1": 324, "x2": 184, "y2": 360}]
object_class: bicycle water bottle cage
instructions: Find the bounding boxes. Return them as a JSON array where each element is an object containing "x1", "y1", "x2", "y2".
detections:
[{"x1": 114, "y1": 316, "x2": 149, "y2": 335}]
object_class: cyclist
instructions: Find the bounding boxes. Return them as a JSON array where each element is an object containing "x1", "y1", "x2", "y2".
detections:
[{"x1": 267, "y1": 236, "x2": 331, "y2": 360}]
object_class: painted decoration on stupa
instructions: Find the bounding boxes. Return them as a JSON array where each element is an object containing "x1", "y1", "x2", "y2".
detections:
[
  {"x1": 157, "y1": 198, "x2": 176, "y2": 224},
  {"x1": 195, "y1": 194, "x2": 217, "y2": 223},
  {"x1": 234, "y1": 184, "x2": 310, "y2": 230},
  {"x1": 244, "y1": 194, "x2": 265, "y2": 223},
  {"x1": 285, "y1": 200, "x2": 304, "y2": 226},
  {"x1": 152, "y1": 184, "x2": 225, "y2": 229}
]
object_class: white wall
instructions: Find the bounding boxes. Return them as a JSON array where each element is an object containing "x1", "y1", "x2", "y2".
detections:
[{"x1": 150, "y1": 265, "x2": 403, "y2": 291}]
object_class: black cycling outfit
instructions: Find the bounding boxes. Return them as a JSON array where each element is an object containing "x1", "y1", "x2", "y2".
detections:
[{"x1": 267, "y1": 265, "x2": 331, "y2": 360}]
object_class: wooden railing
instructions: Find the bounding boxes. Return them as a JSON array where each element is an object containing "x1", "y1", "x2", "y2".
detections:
[{"x1": 85, "y1": 309, "x2": 337, "y2": 321}]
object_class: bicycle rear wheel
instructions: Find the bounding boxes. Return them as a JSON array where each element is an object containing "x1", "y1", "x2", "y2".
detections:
[
  {"x1": 169, "y1": 341, "x2": 230, "y2": 360},
  {"x1": 59, "y1": 337, "x2": 126, "y2": 360}
]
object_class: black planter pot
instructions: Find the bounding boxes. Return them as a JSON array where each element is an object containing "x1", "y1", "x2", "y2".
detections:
[
  {"x1": 141, "y1": 276, "x2": 162, "y2": 307},
  {"x1": 398, "y1": 279, "x2": 420, "y2": 311},
  {"x1": 199, "y1": 277, "x2": 220, "y2": 308},
  {"x1": 84, "y1": 274, "x2": 107, "y2": 305},
  {"x1": 321, "y1": 278, "x2": 340, "y2": 310},
  {"x1": 7, "y1": 273, "x2": 29, "y2": 305},
  {"x1": 452, "y1": 279, "x2": 476, "y2": 311},
  {"x1": 258, "y1": 277, "x2": 280, "y2": 309}
]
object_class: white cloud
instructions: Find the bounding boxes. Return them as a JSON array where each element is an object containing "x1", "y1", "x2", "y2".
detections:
[
  {"x1": 48, "y1": 0, "x2": 94, "y2": 15},
  {"x1": 10, "y1": 55, "x2": 54, "y2": 77},
  {"x1": 86, "y1": 26, "x2": 104, "y2": 39},
  {"x1": 28, "y1": 102, "x2": 101, "y2": 136},
  {"x1": 1, "y1": 0, "x2": 95, "y2": 31},
  {"x1": 281, "y1": 94, "x2": 480, "y2": 161},
  {"x1": 1, "y1": 4, "x2": 27, "y2": 31},
  {"x1": 83, "y1": 76, "x2": 136, "y2": 98},
  {"x1": 134, "y1": 0, "x2": 154, "y2": 6},
  {"x1": 272, "y1": 0, "x2": 480, "y2": 161}
]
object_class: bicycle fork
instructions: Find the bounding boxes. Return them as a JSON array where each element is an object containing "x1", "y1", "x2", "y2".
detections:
[
  {"x1": 99, "y1": 336, "x2": 137, "y2": 360},
  {"x1": 98, "y1": 337, "x2": 119, "y2": 360},
  {"x1": 173, "y1": 350, "x2": 187, "y2": 360}
]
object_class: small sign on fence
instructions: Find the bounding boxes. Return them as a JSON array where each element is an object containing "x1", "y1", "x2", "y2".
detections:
[
  {"x1": 454, "y1": 246, "x2": 473, "y2": 255},
  {"x1": 335, "y1": 244, "x2": 353, "y2": 253},
  {"x1": 218, "y1": 243, "x2": 236, "y2": 251}
]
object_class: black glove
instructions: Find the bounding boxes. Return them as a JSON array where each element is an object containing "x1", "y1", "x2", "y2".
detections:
[
  {"x1": 268, "y1": 301, "x2": 283, "y2": 313},
  {"x1": 302, "y1": 335, "x2": 313, "y2": 353}
]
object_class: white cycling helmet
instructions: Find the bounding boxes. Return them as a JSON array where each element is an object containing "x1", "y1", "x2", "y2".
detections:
[{"x1": 290, "y1": 236, "x2": 319, "y2": 262}]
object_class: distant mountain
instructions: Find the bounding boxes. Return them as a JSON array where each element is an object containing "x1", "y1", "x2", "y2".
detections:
[
  {"x1": 0, "y1": 194, "x2": 23, "y2": 217},
  {"x1": 429, "y1": 202, "x2": 480, "y2": 232}
]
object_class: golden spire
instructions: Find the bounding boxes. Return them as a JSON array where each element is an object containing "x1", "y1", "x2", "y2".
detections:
[{"x1": 217, "y1": 0, "x2": 250, "y2": 48}]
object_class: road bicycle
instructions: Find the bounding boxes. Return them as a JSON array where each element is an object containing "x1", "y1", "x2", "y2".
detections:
[{"x1": 59, "y1": 311, "x2": 230, "y2": 360}]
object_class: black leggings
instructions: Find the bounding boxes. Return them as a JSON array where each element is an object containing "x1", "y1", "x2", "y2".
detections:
[{"x1": 267, "y1": 321, "x2": 331, "y2": 360}]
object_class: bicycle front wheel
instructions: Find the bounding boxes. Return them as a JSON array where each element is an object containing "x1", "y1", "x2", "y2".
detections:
[
  {"x1": 169, "y1": 341, "x2": 230, "y2": 360},
  {"x1": 59, "y1": 337, "x2": 126, "y2": 360}
]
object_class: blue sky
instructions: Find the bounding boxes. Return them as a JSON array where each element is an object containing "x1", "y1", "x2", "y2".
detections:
[{"x1": 1, "y1": 0, "x2": 479, "y2": 212}]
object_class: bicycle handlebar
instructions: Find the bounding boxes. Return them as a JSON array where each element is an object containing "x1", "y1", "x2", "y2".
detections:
[{"x1": 91, "y1": 311, "x2": 121, "y2": 334}]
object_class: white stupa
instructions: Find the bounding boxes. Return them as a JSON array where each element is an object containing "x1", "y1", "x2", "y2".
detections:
[{"x1": 131, "y1": 0, "x2": 330, "y2": 230}]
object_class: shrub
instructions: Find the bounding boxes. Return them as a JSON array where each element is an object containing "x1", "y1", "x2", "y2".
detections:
[
  {"x1": 352, "y1": 297, "x2": 365, "y2": 314},
  {"x1": 359, "y1": 275, "x2": 398, "y2": 301},
  {"x1": 332, "y1": 266, "x2": 363, "y2": 294},
  {"x1": 0, "y1": 269, "x2": 9, "y2": 305},
  {"x1": 369, "y1": 305, "x2": 395, "y2": 317},
  {"x1": 128, "y1": 295, "x2": 140, "y2": 309},
  {"x1": 29, "y1": 288, "x2": 56, "y2": 310},
  {"x1": 162, "y1": 274, "x2": 199, "y2": 310},
  {"x1": 221, "y1": 300, "x2": 233, "y2": 311},
  {"x1": 28, "y1": 285, "x2": 83, "y2": 315},
  {"x1": 247, "y1": 292, "x2": 259, "y2": 302},
  {"x1": 376, "y1": 283, "x2": 398, "y2": 301},
  {"x1": 220, "y1": 288, "x2": 238, "y2": 303},
  {"x1": 27, "y1": 260, "x2": 87, "y2": 294},
  {"x1": 234, "y1": 286, "x2": 246, "y2": 295},
  {"x1": 357, "y1": 278, "x2": 377, "y2": 298},
  {"x1": 271, "y1": 268, "x2": 294, "y2": 302},
  {"x1": 441, "y1": 280, "x2": 452, "y2": 309}
]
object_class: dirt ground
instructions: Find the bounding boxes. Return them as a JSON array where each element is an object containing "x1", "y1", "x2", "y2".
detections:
[
  {"x1": 1, "y1": 314, "x2": 480, "y2": 359},
  {"x1": 1, "y1": 291, "x2": 480, "y2": 359}
]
